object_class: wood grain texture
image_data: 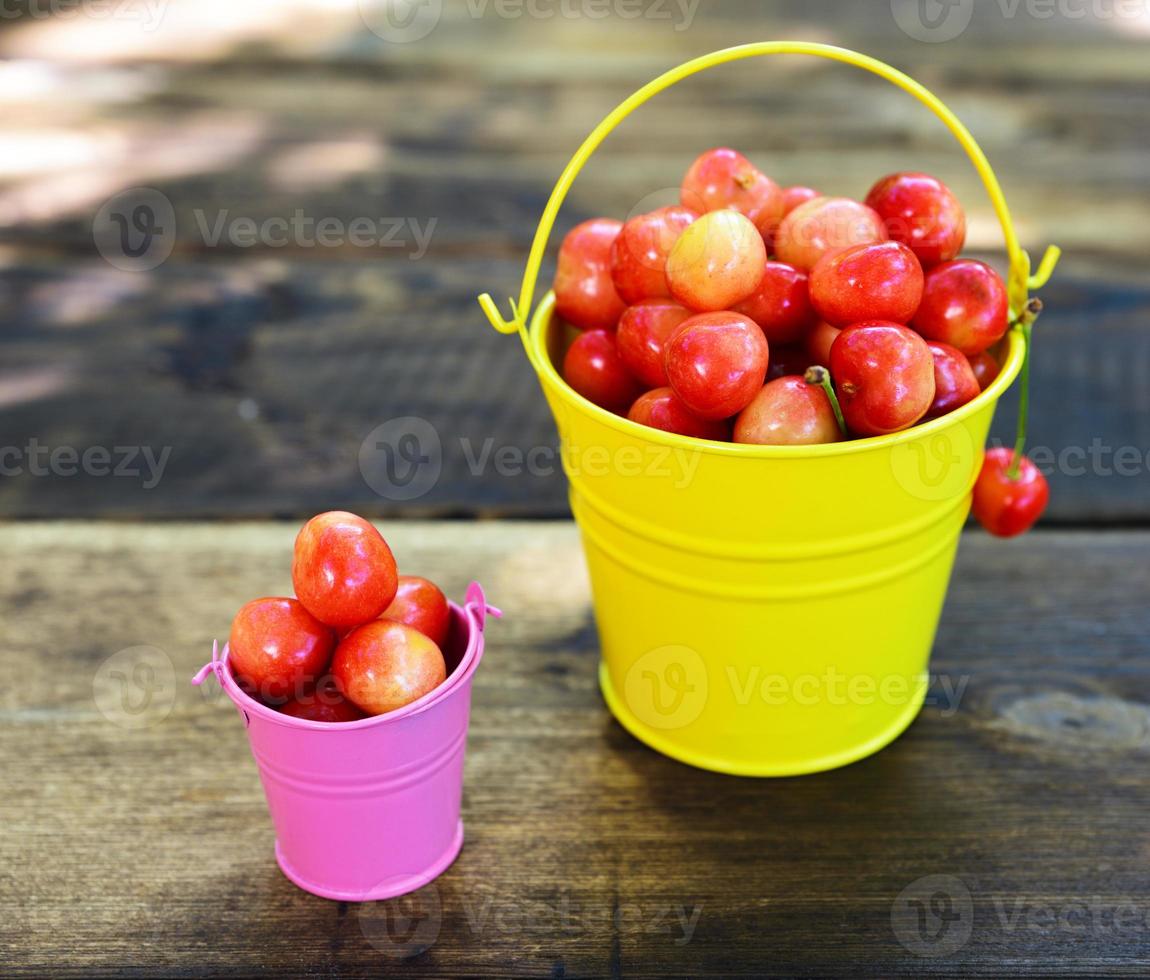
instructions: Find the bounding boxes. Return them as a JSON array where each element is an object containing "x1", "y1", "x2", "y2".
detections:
[
  {"x1": 0, "y1": 2, "x2": 1147, "y2": 520},
  {"x1": 1, "y1": 521, "x2": 1147, "y2": 977}
]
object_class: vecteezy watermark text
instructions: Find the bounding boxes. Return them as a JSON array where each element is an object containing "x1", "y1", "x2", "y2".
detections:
[
  {"x1": 463, "y1": 0, "x2": 699, "y2": 29},
  {"x1": 0, "y1": 440, "x2": 170, "y2": 489},
  {"x1": 0, "y1": 0, "x2": 168, "y2": 31},
  {"x1": 358, "y1": 417, "x2": 705, "y2": 501},
  {"x1": 460, "y1": 437, "x2": 702, "y2": 488},
  {"x1": 725, "y1": 665, "x2": 968, "y2": 715},
  {"x1": 623, "y1": 643, "x2": 970, "y2": 733},
  {"x1": 892, "y1": 873, "x2": 1150, "y2": 958},
  {"x1": 358, "y1": 879, "x2": 702, "y2": 958},
  {"x1": 357, "y1": 0, "x2": 699, "y2": 44},
  {"x1": 191, "y1": 210, "x2": 436, "y2": 258},
  {"x1": 93, "y1": 187, "x2": 437, "y2": 271},
  {"x1": 1024, "y1": 439, "x2": 1150, "y2": 478},
  {"x1": 994, "y1": 896, "x2": 1150, "y2": 935}
]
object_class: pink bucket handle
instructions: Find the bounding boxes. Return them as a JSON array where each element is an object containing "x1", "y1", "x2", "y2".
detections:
[
  {"x1": 192, "y1": 640, "x2": 251, "y2": 727},
  {"x1": 191, "y1": 639, "x2": 223, "y2": 686},
  {"x1": 464, "y1": 581, "x2": 502, "y2": 632}
]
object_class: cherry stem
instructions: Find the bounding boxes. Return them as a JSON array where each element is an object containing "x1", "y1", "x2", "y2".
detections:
[
  {"x1": 804, "y1": 365, "x2": 848, "y2": 438},
  {"x1": 1007, "y1": 298, "x2": 1043, "y2": 480}
]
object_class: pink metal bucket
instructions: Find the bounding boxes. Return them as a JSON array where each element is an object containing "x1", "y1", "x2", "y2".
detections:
[{"x1": 193, "y1": 582, "x2": 499, "y2": 902}]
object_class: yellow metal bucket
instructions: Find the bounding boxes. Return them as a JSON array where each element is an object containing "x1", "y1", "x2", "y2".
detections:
[{"x1": 479, "y1": 42, "x2": 1060, "y2": 776}]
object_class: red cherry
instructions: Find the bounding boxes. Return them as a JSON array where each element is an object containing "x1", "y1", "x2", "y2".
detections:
[
  {"x1": 865, "y1": 171, "x2": 966, "y2": 267},
  {"x1": 562, "y1": 329, "x2": 643, "y2": 414},
  {"x1": 610, "y1": 205, "x2": 697, "y2": 304},
  {"x1": 664, "y1": 311, "x2": 769, "y2": 420},
  {"x1": 925, "y1": 341, "x2": 981, "y2": 420},
  {"x1": 554, "y1": 218, "x2": 626, "y2": 330},
  {"x1": 665, "y1": 210, "x2": 766, "y2": 312},
  {"x1": 774, "y1": 196, "x2": 887, "y2": 272},
  {"x1": 781, "y1": 185, "x2": 820, "y2": 215},
  {"x1": 733, "y1": 376, "x2": 843, "y2": 446},
  {"x1": 805, "y1": 319, "x2": 841, "y2": 367},
  {"x1": 967, "y1": 350, "x2": 1001, "y2": 391},
  {"x1": 972, "y1": 447, "x2": 1049, "y2": 537},
  {"x1": 229, "y1": 597, "x2": 335, "y2": 702},
  {"x1": 616, "y1": 299, "x2": 692, "y2": 388},
  {"x1": 733, "y1": 261, "x2": 816, "y2": 345},
  {"x1": 292, "y1": 511, "x2": 399, "y2": 630},
  {"x1": 767, "y1": 344, "x2": 813, "y2": 380},
  {"x1": 912, "y1": 259, "x2": 1009, "y2": 355},
  {"x1": 382, "y1": 575, "x2": 451, "y2": 647},
  {"x1": 680, "y1": 147, "x2": 784, "y2": 236},
  {"x1": 279, "y1": 676, "x2": 368, "y2": 723},
  {"x1": 809, "y1": 240, "x2": 924, "y2": 327},
  {"x1": 627, "y1": 387, "x2": 731, "y2": 441},
  {"x1": 332, "y1": 619, "x2": 447, "y2": 716},
  {"x1": 829, "y1": 321, "x2": 935, "y2": 436}
]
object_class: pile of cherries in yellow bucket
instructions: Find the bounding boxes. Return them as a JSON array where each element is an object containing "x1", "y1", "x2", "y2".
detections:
[
  {"x1": 228, "y1": 512, "x2": 452, "y2": 722},
  {"x1": 554, "y1": 148, "x2": 1049, "y2": 537}
]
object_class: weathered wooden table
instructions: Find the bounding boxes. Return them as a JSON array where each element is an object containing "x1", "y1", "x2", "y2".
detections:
[
  {"x1": 0, "y1": 2, "x2": 1147, "y2": 524},
  {"x1": 3, "y1": 521, "x2": 1147, "y2": 977},
  {"x1": 1, "y1": 1, "x2": 1148, "y2": 975}
]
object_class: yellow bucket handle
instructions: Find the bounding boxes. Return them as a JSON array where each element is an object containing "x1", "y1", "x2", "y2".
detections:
[{"x1": 478, "y1": 41, "x2": 1060, "y2": 361}]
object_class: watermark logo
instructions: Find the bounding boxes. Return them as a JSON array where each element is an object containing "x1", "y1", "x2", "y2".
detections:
[
  {"x1": 93, "y1": 645, "x2": 176, "y2": 730},
  {"x1": 616, "y1": 187, "x2": 699, "y2": 276},
  {"x1": 891, "y1": 0, "x2": 975, "y2": 41},
  {"x1": 891, "y1": 874, "x2": 974, "y2": 957},
  {"x1": 623, "y1": 645, "x2": 708, "y2": 730},
  {"x1": 358, "y1": 423, "x2": 707, "y2": 500},
  {"x1": 93, "y1": 187, "x2": 176, "y2": 272},
  {"x1": 358, "y1": 880, "x2": 443, "y2": 958},
  {"x1": 94, "y1": 187, "x2": 437, "y2": 269},
  {"x1": 624, "y1": 187, "x2": 683, "y2": 222},
  {"x1": 890, "y1": 425, "x2": 976, "y2": 502},
  {"x1": 358, "y1": 0, "x2": 443, "y2": 43},
  {"x1": 893, "y1": 0, "x2": 1149, "y2": 40},
  {"x1": 359, "y1": 417, "x2": 443, "y2": 501}
]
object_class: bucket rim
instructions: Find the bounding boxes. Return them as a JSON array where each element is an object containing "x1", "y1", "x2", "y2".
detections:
[
  {"x1": 529, "y1": 290, "x2": 1024, "y2": 457},
  {"x1": 208, "y1": 598, "x2": 486, "y2": 732}
]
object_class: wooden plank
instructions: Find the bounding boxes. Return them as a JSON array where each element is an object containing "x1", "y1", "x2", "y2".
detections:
[
  {"x1": 0, "y1": 5, "x2": 1147, "y2": 521},
  {"x1": 0, "y1": 255, "x2": 1143, "y2": 522},
  {"x1": 0, "y1": 521, "x2": 1147, "y2": 976}
]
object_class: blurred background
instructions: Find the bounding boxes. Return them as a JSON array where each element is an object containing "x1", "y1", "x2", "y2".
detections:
[{"x1": 0, "y1": 0, "x2": 1147, "y2": 521}]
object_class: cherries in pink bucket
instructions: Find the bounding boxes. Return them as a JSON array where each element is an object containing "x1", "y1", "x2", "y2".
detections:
[{"x1": 193, "y1": 512, "x2": 499, "y2": 900}]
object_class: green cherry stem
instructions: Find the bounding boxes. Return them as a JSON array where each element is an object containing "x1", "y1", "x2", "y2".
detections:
[
  {"x1": 1007, "y1": 298, "x2": 1043, "y2": 480},
  {"x1": 804, "y1": 365, "x2": 848, "y2": 438}
]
